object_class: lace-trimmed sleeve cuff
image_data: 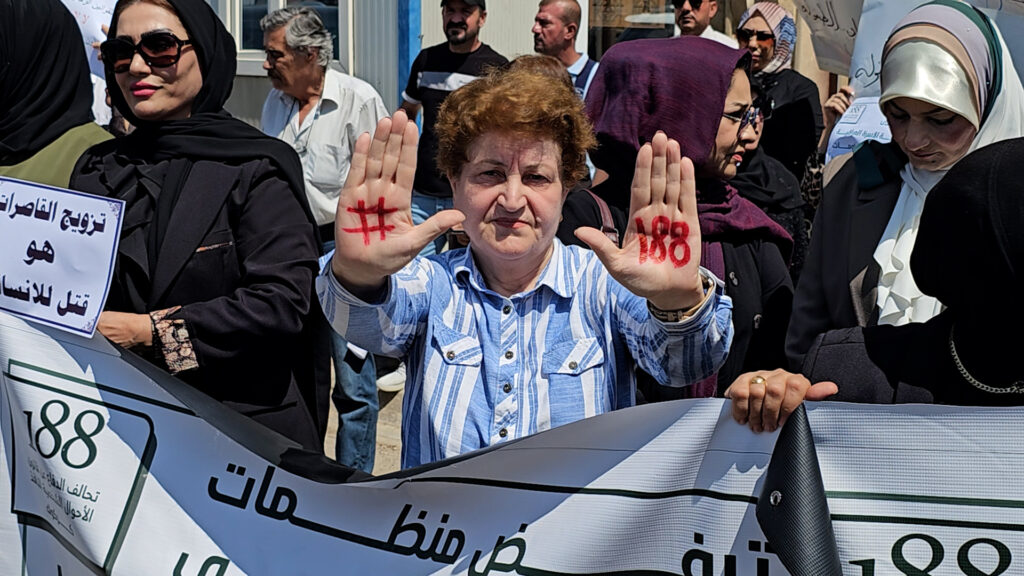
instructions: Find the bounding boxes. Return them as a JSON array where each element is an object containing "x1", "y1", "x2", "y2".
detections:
[{"x1": 150, "y1": 306, "x2": 199, "y2": 374}]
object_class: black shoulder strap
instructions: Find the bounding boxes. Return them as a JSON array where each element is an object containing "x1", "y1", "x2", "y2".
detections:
[
  {"x1": 586, "y1": 190, "x2": 620, "y2": 246},
  {"x1": 573, "y1": 58, "x2": 597, "y2": 97}
]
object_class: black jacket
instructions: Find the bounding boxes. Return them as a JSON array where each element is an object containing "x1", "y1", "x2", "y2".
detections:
[
  {"x1": 717, "y1": 240, "x2": 793, "y2": 391},
  {"x1": 786, "y1": 141, "x2": 907, "y2": 369},
  {"x1": 72, "y1": 152, "x2": 330, "y2": 450},
  {"x1": 803, "y1": 313, "x2": 1022, "y2": 406},
  {"x1": 756, "y1": 69, "x2": 824, "y2": 182}
]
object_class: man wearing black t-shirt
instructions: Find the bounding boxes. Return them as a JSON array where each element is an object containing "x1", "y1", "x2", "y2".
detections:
[{"x1": 399, "y1": 0, "x2": 508, "y2": 257}]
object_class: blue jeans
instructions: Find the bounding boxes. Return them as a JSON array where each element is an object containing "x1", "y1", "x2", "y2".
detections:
[
  {"x1": 410, "y1": 192, "x2": 454, "y2": 256},
  {"x1": 324, "y1": 240, "x2": 378, "y2": 473}
]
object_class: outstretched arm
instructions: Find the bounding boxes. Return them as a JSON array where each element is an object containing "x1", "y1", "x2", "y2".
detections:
[{"x1": 330, "y1": 109, "x2": 463, "y2": 300}]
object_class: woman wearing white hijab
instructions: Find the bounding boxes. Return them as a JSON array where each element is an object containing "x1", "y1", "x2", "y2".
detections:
[{"x1": 785, "y1": 0, "x2": 1024, "y2": 368}]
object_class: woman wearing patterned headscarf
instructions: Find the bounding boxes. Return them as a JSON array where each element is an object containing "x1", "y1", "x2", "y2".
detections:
[
  {"x1": 785, "y1": 0, "x2": 1024, "y2": 368},
  {"x1": 735, "y1": 2, "x2": 822, "y2": 182}
]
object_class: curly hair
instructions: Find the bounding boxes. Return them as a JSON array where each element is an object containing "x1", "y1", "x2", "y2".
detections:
[
  {"x1": 435, "y1": 65, "x2": 596, "y2": 187},
  {"x1": 507, "y1": 54, "x2": 572, "y2": 88}
]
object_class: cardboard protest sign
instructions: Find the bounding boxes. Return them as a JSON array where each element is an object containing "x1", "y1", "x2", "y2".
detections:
[
  {"x1": 0, "y1": 178, "x2": 122, "y2": 337},
  {"x1": 794, "y1": 0, "x2": 864, "y2": 75},
  {"x1": 60, "y1": 0, "x2": 117, "y2": 79},
  {"x1": 825, "y1": 96, "x2": 891, "y2": 164}
]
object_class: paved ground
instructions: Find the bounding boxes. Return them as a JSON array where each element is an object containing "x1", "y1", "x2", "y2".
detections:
[{"x1": 323, "y1": 383, "x2": 404, "y2": 475}]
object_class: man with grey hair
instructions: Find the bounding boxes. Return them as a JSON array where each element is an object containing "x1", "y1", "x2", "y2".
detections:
[
  {"x1": 260, "y1": 6, "x2": 387, "y2": 473},
  {"x1": 532, "y1": 0, "x2": 598, "y2": 98}
]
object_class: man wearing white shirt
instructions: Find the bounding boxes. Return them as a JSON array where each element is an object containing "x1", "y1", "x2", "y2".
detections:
[
  {"x1": 532, "y1": 0, "x2": 599, "y2": 98},
  {"x1": 673, "y1": 0, "x2": 737, "y2": 48},
  {"x1": 260, "y1": 7, "x2": 387, "y2": 473}
]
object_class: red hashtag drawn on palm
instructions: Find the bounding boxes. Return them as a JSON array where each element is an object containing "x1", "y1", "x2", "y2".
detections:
[{"x1": 341, "y1": 198, "x2": 398, "y2": 245}]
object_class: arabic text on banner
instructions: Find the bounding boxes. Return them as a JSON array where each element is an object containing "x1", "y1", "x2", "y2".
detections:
[{"x1": 1, "y1": 312, "x2": 1023, "y2": 574}]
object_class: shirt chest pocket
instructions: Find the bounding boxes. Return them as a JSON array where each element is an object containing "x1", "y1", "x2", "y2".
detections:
[
  {"x1": 432, "y1": 324, "x2": 483, "y2": 371},
  {"x1": 307, "y1": 143, "x2": 349, "y2": 192},
  {"x1": 180, "y1": 228, "x2": 239, "y2": 300},
  {"x1": 542, "y1": 338, "x2": 607, "y2": 426}
]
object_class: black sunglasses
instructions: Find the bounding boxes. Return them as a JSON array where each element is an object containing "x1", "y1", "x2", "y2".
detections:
[
  {"x1": 672, "y1": 0, "x2": 703, "y2": 10},
  {"x1": 100, "y1": 31, "x2": 193, "y2": 74},
  {"x1": 736, "y1": 28, "x2": 775, "y2": 43}
]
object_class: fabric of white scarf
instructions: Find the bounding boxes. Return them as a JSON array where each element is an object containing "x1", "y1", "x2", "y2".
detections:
[{"x1": 873, "y1": 165, "x2": 946, "y2": 325}]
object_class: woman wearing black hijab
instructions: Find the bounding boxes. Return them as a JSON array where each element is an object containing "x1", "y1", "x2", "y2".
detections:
[
  {"x1": 731, "y1": 104, "x2": 808, "y2": 284},
  {"x1": 727, "y1": 138, "x2": 1024, "y2": 432},
  {"x1": 0, "y1": 0, "x2": 112, "y2": 186},
  {"x1": 70, "y1": 0, "x2": 329, "y2": 450}
]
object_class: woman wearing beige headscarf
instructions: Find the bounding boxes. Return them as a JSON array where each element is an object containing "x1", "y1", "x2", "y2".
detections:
[{"x1": 785, "y1": 0, "x2": 1024, "y2": 368}]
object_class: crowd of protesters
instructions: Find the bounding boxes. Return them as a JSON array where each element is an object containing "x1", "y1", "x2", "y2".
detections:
[{"x1": 2, "y1": 0, "x2": 1023, "y2": 473}]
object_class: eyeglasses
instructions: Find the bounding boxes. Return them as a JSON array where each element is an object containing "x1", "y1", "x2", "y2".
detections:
[
  {"x1": 672, "y1": 0, "x2": 703, "y2": 10},
  {"x1": 753, "y1": 94, "x2": 774, "y2": 120},
  {"x1": 736, "y1": 28, "x2": 775, "y2": 43},
  {"x1": 100, "y1": 31, "x2": 193, "y2": 74},
  {"x1": 722, "y1": 106, "x2": 761, "y2": 134}
]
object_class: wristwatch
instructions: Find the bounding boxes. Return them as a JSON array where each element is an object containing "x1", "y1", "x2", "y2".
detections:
[{"x1": 647, "y1": 273, "x2": 713, "y2": 323}]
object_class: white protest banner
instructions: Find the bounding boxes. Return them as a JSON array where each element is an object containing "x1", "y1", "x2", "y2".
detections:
[
  {"x1": 0, "y1": 178, "x2": 122, "y2": 337},
  {"x1": 794, "y1": 0, "x2": 864, "y2": 75},
  {"x1": 825, "y1": 96, "x2": 891, "y2": 164},
  {"x1": 61, "y1": 0, "x2": 117, "y2": 79},
  {"x1": 2, "y1": 311, "x2": 1023, "y2": 575}
]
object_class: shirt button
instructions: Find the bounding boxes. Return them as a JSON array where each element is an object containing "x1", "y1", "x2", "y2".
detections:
[
  {"x1": 503, "y1": 383, "x2": 512, "y2": 393},
  {"x1": 446, "y1": 351, "x2": 455, "y2": 360},
  {"x1": 499, "y1": 428, "x2": 508, "y2": 438},
  {"x1": 568, "y1": 360, "x2": 578, "y2": 370},
  {"x1": 502, "y1": 305, "x2": 512, "y2": 314},
  {"x1": 505, "y1": 350, "x2": 514, "y2": 360}
]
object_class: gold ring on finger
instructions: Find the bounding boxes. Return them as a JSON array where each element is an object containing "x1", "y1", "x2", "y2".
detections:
[{"x1": 749, "y1": 375, "x2": 767, "y2": 388}]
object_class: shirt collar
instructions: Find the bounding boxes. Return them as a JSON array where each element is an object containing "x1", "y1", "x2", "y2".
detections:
[
  {"x1": 275, "y1": 68, "x2": 340, "y2": 109},
  {"x1": 566, "y1": 53, "x2": 589, "y2": 74},
  {"x1": 451, "y1": 239, "x2": 575, "y2": 299},
  {"x1": 319, "y1": 68, "x2": 342, "y2": 107}
]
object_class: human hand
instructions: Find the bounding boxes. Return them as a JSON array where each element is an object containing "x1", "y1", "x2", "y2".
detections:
[
  {"x1": 331, "y1": 109, "x2": 464, "y2": 296},
  {"x1": 724, "y1": 369, "x2": 838, "y2": 433},
  {"x1": 91, "y1": 24, "x2": 110, "y2": 61},
  {"x1": 576, "y1": 132, "x2": 704, "y2": 311},
  {"x1": 97, "y1": 311, "x2": 153, "y2": 348},
  {"x1": 819, "y1": 86, "x2": 855, "y2": 151}
]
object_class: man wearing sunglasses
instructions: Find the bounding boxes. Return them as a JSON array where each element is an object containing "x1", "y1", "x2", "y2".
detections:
[
  {"x1": 672, "y1": 0, "x2": 737, "y2": 48},
  {"x1": 259, "y1": 7, "x2": 388, "y2": 474}
]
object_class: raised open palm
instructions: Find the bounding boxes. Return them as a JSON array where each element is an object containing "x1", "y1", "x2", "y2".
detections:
[
  {"x1": 576, "y1": 132, "x2": 705, "y2": 312},
  {"x1": 331, "y1": 110, "x2": 464, "y2": 293}
]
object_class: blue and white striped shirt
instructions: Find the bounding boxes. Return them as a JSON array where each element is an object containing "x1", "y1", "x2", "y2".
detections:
[{"x1": 317, "y1": 240, "x2": 733, "y2": 468}]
